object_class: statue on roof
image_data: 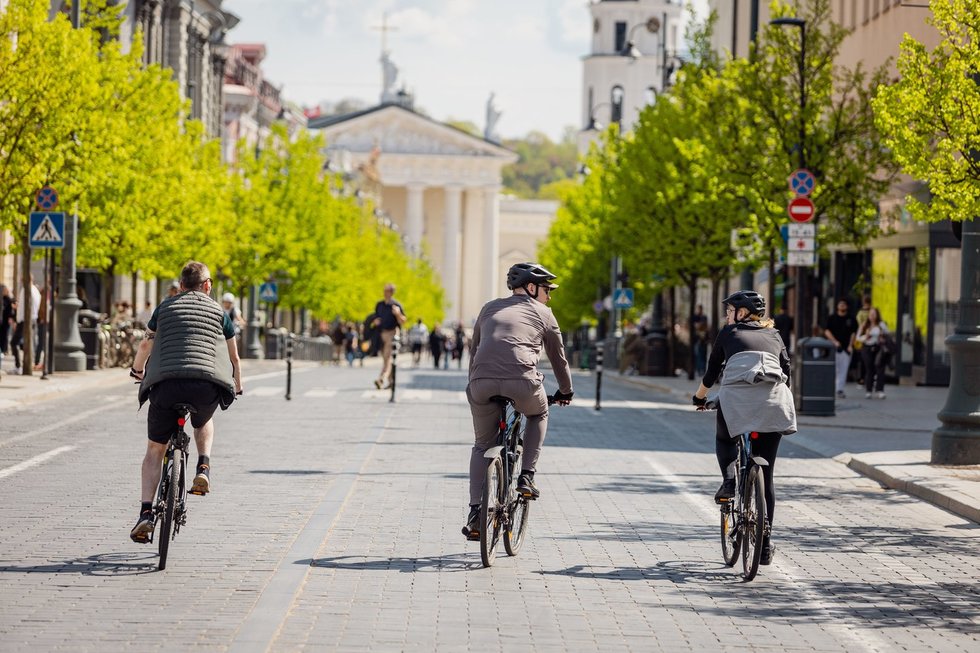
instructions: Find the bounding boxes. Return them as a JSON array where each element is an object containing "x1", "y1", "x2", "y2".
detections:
[
  {"x1": 484, "y1": 92, "x2": 502, "y2": 143},
  {"x1": 381, "y1": 51, "x2": 399, "y2": 104}
]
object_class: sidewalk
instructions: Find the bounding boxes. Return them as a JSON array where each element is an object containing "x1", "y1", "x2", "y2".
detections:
[{"x1": 604, "y1": 369, "x2": 980, "y2": 524}]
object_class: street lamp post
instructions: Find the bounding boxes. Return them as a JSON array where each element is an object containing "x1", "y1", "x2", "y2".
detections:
[{"x1": 770, "y1": 17, "x2": 809, "y2": 344}]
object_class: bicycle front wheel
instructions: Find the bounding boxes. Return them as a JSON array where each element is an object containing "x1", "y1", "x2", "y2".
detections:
[
  {"x1": 479, "y1": 457, "x2": 503, "y2": 567},
  {"x1": 741, "y1": 466, "x2": 766, "y2": 581},
  {"x1": 504, "y1": 496, "x2": 530, "y2": 556},
  {"x1": 720, "y1": 502, "x2": 739, "y2": 567},
  {"x1": 157, "y1": 454, "x2": 182, "y2": 571}
]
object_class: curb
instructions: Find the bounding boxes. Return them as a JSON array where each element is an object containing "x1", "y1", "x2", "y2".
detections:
[{"x1": 844, "y1": 455, "x2": 980, "y2": 525}]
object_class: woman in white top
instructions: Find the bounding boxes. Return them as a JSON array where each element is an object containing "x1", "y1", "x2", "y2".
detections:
[{"x1": 856, "y1": 307, "x2": 890, "y2": 399}]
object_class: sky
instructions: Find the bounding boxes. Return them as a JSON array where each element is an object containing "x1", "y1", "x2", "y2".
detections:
[{"x1": 222, "y1": 0, "x2": 705, "y2": 142}]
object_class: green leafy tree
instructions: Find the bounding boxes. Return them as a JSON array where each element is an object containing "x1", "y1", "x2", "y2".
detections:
[
  {"x1": 501, "y1": 128, "x2": 579, "y2": 199},
  {"x1": 873, "y1": 0, "x2": 980, "y2": 223}
]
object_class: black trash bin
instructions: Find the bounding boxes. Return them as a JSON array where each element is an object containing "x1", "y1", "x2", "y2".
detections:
[
  {"x1": 265, "y1": 329, "x2": 286, "y2": 360},
  {"x1": 78, "y1": 309, "x2": 101, "y2": 370},
  {"x1": 793, "y1": 337, "x2": 835, "y2": 416},
  {"x1": 643, "y1": 331, "x2": 669, "y2": 376}
]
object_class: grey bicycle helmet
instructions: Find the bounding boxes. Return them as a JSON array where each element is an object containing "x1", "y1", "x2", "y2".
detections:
[
  {"x1": 506, "y1": 262, "x2": 559, "y2": 290},
  {"x1": 722, "y1": 290, "x2": 766, "y2": 317}
]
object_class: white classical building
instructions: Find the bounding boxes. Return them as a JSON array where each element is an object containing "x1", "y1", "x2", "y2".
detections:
[
  {"x1": 310, "y1": 104, "x2": 521, "y2": 324},
  {"x1": 580, "y1": 0, "x2": 684, "y2": 153}
]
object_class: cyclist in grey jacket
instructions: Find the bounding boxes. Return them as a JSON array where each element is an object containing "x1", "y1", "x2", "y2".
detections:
[
  {"x1": 462, "y1": 263, "x2": 573, "y2": 540},
  {"x1": 128, "y1": 261, "x2": 243, "y2": 543}
]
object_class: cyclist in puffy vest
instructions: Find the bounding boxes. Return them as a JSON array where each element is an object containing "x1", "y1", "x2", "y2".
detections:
[
  {"x1": 128, "y1": 261, "x2": 243, "y2": 543},
  {"x1": 462, "y1": 262, "x2": 574, "y2": 540},
  {"x1": 692, "y1": 290, "x2": 794, "y2": 566}
]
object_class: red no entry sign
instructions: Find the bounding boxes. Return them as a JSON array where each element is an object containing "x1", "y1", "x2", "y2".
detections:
[{"x1": 787, "y1": 197, "x2": 815, "y2": 223}]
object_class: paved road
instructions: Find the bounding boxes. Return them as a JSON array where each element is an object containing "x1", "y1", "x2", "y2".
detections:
[{"x1": 1, "y1": 361, "x2": 978, "y2": 652}]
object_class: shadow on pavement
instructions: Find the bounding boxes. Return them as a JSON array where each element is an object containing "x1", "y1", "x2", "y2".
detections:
[
  {"x1": 0, "y1": 552, "x2": 158, "y2": 576},
  {"x1": 301, "y1": 553, "x2": 479, "y2": 573},
  {"x1": 538, "y1": 560, "x2": 736, "y2": 584}
]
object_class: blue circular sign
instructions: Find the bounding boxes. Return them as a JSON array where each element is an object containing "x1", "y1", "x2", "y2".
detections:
[
  {"x1": 35, "y1": 186, "x2": 59, "y2": 210},
  {"x1": 788, "y1": 169, "x2": 815, "y2": 197}
]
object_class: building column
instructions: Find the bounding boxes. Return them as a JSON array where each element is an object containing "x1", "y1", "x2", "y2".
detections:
[
  {"x1": 483, "y1": 185, "x2": 501, "y2": 303},
  {"x1": 406, "y1": 183, "x2": 426, "y2": 254},
  {"x1": 443, "y1": 185, "x2": 463, "y2": 322}
]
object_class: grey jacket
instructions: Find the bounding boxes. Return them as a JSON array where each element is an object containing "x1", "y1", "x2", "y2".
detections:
[
  {"x1": 717, "y1": 350, "x2": 797, "y2": 436},
  {"x1": 138, "y1": 291, "x2": 236, "y2": 408}
]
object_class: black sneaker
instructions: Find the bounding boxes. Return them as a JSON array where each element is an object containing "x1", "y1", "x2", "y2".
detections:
[
  {"x1": 714, "y1": 478, "x2": 736, "y2": 504},
  {"x1": 461, "y1": 506, "x2": 480, "y2": 541},
  {"x1": 189, "y1": 464, "x2": 210, "y2": 496},
  {"x1": 517, "y1": 473, "x2": 540, "y2": 499},
  {"x1": 760, "y1": 540, "x2": 775, "y2": 565},
  {"x1": 130, "y1": 510, "x2": 154, "y2": 544}
]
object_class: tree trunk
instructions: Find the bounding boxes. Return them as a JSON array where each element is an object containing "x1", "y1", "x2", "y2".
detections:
[
  {"x1": 21, "y1": 233, "x2": 33, "y2": 376},
  {"x1": 687, "y1": 277, "x2": 698, "y2": 381},
  {"x1": 768, "y1": 249, "x2": 777, "y2": 314},
  {"x1": 668, "y1": 286, "x2": 677, "y2": 376},
  {"x1": 711, "y1": 278, "x2": 721, "y2": 338}
]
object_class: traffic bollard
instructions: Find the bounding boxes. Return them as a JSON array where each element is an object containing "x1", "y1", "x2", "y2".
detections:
[
  {"x1": 285, "y1": 333, "x2": 293, "y2": 401},
  {"x1": 389, "y1": 330, "x2": 400, "y2": 403},
  {"x1": 595, "y1": 342, "x2": 603, "y2": 411}
]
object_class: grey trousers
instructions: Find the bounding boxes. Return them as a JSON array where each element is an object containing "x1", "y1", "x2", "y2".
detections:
[{"x1": 467, "y1": 377, "x2": 549, "y2": 505}]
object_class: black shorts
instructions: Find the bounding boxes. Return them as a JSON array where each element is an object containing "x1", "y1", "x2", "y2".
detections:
[{"x1": 147, "y1": 379, "x2": 221, "y2": 444}]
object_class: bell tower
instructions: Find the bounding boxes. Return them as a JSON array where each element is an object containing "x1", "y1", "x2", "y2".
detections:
[{"x1": 580, "y1": 0, "x2": 684, "y2": 153}]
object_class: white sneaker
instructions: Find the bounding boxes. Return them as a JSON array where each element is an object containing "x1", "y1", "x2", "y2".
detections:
[
  {"x1": 865, "y1": 392, "x2": 873, "y2": 399},
  {"x1": 875, "y1": 391, "x2": 886, "y2": 400}
]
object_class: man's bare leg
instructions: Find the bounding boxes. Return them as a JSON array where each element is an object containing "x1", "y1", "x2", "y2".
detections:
[{"x1": 190, "y1": 419, "x2": 214, "y2": 495}]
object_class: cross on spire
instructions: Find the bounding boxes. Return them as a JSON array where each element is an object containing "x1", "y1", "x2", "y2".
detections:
[{"x1": 372, "y1": 12, "x2": 398, "y2": 55}]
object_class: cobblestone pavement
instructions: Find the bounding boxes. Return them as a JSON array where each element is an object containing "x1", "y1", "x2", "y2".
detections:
[{"x1": 1, "y1": 360, "x2": 978, "y2": 652}]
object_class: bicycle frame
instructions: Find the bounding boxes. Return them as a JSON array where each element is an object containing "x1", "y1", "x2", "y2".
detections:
[
  {"x1": 483, "y1": 399, "x2": 524, "y2": 509},
  {"x1": 153, "y1": 412, "x2": 191, "y2": 543}
]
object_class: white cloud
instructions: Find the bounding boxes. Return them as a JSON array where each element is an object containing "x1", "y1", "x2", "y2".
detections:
[
  {"x1": 556, "y1": 0, "x2": 590, "y2": 47},
  {"x1": 385, "y1": 7, "x2": 462, "y2": 47}
]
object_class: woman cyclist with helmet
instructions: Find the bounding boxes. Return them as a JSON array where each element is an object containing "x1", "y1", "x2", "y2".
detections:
[
  {"x1": 462, "y1": 262, "x2": 574, "y2": 540},
  {"x1": 692, "y1": 291, "x2": 796, "y2": 566}
]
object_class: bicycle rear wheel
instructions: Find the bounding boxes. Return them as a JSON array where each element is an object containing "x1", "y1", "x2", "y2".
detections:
[
  {"x1": 479, "y1": 457, "x2": 503, "y2": 567},
  {"x1": 157, "y1": 454, "x2": 182, "y2": 571},
  {"x1": 720, "y1": 502, "x2": 739, "y2": 567},
  {"x1": 504, "y1": 496, "x2": 530, "y2": 556},
  {"x1": 741, "y1": 466, "x2": 766, "y2": 581}
]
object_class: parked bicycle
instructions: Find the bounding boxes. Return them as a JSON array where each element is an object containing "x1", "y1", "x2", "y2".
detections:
[
  {"x1": 701, "y1": 400, "x2": 769, "y2": 581},
  {"x1": 478, "y1": 393, "x2": 559, "y2": 568},
  {"x1": 151, "y1": 403, "x2": 195, "y2": 571}
]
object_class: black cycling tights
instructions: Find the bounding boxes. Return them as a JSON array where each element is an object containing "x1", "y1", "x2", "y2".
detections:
[{"x1": 716, "y1": 407, "x2": 783, "y2": 525}]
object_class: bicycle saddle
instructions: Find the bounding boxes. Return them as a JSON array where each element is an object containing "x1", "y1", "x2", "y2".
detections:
[
  {"x1": 171, "y1": 403, "x2": 198, "y2": 415},
  {"x1": 488, "y1": 395, "x2": 515, "y2": 406}
]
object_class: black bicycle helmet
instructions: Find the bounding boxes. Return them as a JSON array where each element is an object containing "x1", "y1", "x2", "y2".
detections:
[
  {"x1": 506, "y1": 262, "x2": 559, "y2": 290},
  {"x1": 722, "y1": 290, "x2": 766, "y2": 317}
]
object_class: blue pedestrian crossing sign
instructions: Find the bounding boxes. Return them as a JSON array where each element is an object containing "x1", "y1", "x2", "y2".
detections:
[
  {"x1": 613, "y1": 288, "x2": 634, "y2": 309},
  {"x1": 259, "y1": 281, "x2": 278, "y2": 303},
  {"x1": 29, "y1": 212, "x2": 65, "y2": 248}
]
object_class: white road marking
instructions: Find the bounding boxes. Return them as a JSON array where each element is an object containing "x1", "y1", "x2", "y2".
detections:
[
  {"x1": 304, "y1": 388, "x2": 337, "y2": 398},
  {"x1": 249, "y1": 386, "x2": 281, "y2": 397},
  {"x1": 645, "y1": 455, "x2": 887, "y2": 653},
  {"x1": 0, "y1": 397, "x2": 126, "y2": 449},
  {"x1": 0, "y1": 445, "x2": 75, "y2": 480}
]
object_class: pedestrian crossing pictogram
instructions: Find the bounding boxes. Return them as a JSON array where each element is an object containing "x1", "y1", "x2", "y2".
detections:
[{"x1": 28, "y1": 212, "x2": 65, "y2": 248}]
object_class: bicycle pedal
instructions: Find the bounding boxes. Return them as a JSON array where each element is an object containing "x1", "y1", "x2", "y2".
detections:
[{"x1": 187, "y1": 489, "x2": 207, "y2": 496}]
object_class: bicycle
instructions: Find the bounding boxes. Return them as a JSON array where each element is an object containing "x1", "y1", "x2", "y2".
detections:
[
  {"x1": 478, "y1": 394, "x2": 558, "y2": 568},
  {"x1": 152, "y1": 403, "x2": 195, "y2": 571},
  {"x1": 699, "y1": 400, "x2": 769, "y2": 581}
]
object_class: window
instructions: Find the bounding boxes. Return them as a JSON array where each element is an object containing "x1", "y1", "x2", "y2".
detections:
[
  {"x1": 614, "y1": 21, "x2": 627, "y2": 53},
  {"x1": 644, "y1": 87, "x2": 657, "y2": 105},
  {"x1": 611, "y1": 86, "x2": 624, "y2": 126}
]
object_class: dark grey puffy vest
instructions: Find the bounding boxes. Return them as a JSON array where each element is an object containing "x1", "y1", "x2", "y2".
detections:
[{"x1": 138, "y1": 291, "x2": 235, "y2": 407}]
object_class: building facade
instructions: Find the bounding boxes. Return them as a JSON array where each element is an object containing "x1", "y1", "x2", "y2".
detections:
[{"x1": 708, "y1": 0, "x2": 953, "y2": 385}]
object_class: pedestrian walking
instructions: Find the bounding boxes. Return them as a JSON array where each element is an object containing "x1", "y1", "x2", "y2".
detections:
[
  {"x1": 429, "y1": 323, "x2": 445, "y2": 369},
  {"x1": 854, "y1": 295, "x2": 872, "y2": 386},
  {"x1": 371, "y1": 283, "x2": 407, "y2": 389},
  {"x1": 453, "y1": 323, "x2": 467, "y2": 369},
  {"x1": 343, "y1": 322, "x2": 358, "y2": 367},
  {"x1": 823, "y1": 299, "x2": 858, "y2": 399},
  {"x1": 221, "y1": 293, "x2": 246, "y2": 339},
  {"x1": 773, "y1": 305, "x2": 793, "y2": 353},
  {"x1": 0, "y1": 284, "x2": 13, "y2": 372},
  {"x1": 856, "y1": 307, "x2": 892, "y2": 399},
  {"x1": 11, "y1": 275, "x2": 40, "y2": 373},
  {"x1": 408, "y1": 319, "x2": 428, "y2": 367}
]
